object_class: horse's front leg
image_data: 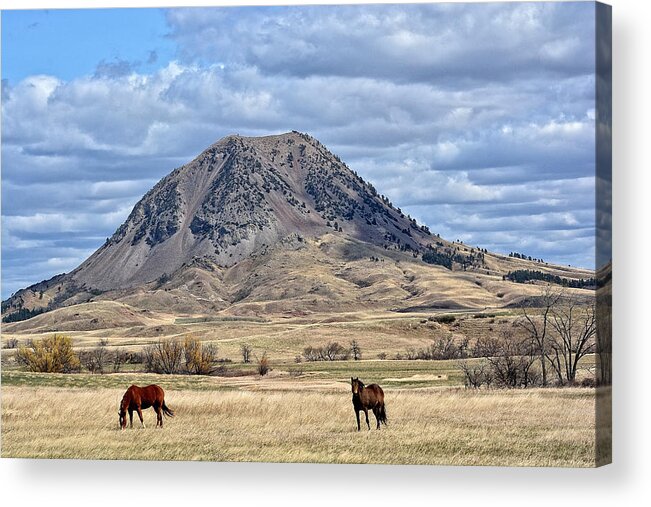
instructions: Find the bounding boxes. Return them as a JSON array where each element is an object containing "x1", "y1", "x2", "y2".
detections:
[
  {"x1": 136, "y1": 407, "x2": 145, "y2": 428},
  {"x1": 355, "y1": 410, "x2": 361, "y2": 431},
  {"x1": 129, "y1": 409, "x2": 134, "y2": 428},
  {"x1": 364, "y1": 409, "x2": 370, "y2": 431}
]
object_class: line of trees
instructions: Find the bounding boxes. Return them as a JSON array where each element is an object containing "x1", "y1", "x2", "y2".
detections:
[
  {"x1": 2, "y1": 307, "x2": 46, "y2": 323},
  {"x1": 505, "y1": 269, "x2": 596, "y2": 289}
]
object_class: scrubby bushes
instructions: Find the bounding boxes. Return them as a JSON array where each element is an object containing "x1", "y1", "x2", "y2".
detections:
[
  {"x1": 144, "y1": 336, "x2": 218, "y2": 375},
  {"x1": 79, "y1": 347, "x2": 129, "y2": 374},
  {"x1": 457, "y1": 331, "x2": 541, "y2": 389},
  {"x1": 405, "y1": 335, "x2": 469, "y2": 361},
  {"x1": 4, "y1": 338, "x2": 19, "y2": 349},
  {"x1": 257, "y1": 352, "x2": 270, "y2": 376},
  {"x1": 184, "y1": 336, "x2": 219, "y2": 375},
  {"x1": 16, "y1": 334, "x2": 80, "y2": 373},
  {"x1": 80, "y1": 347, "x2": 111, "y2": 374},
  {"x1": 429, "y1": 315, "x2": 456, "y2": 324},
  {"x1": 303, "y1": 341, "x2": 351, "y2": 361}
]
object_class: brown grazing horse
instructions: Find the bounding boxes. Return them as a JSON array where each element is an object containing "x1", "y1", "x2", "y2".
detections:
[
  {"x1": 351, "y1": 377, "x2": 387, "y2": 431},
  {"x1": 118, "y1": 384, "x2": 174, "y2": 430}
]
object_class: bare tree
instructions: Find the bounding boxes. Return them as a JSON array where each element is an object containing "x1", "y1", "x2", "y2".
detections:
[
  {"x1": 302, "y1": 346, "x2": 319, "y2": 362},
  {"x1": 144, "y1": 339, "x2": 184, "y2": 374},
  {"x1": 516, "y1": 286, "x2": 563, "y2": 386},
  {"x1": 257, "y1": 352, "x2": 270, "y2": 376},
  {"x1": 4, "y1": 338, "x2": 19, "y2": 349},
  {"x1": 322, "y1": 342, "x2": 348, "y2": 361},
  {"x1": 81, "y1": 347, "x2": 109, "y2": 374},
  {"x1": 350, "y1": 340, "x2": 362, "y2": 361},
  {"x1": 184, "y1": 336, "x2": 219, "y2": 375},
  {"x1": 548, "y1": 300, "x2": 596, "y2": 384},
  {"x1": 112, "y1": 350, "x2": 128, "y2": 373},
  {"x1": 241, "y1": 344, "x2": 252, "y2": 363},
  {"x1": 457, "y1": 359, "x2": 493, "y2": 389},
  {"x1": 478, "y1": 330, "x2": 539, "y2": 388}
]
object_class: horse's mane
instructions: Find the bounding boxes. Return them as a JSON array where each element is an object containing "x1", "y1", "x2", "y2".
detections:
[{"x1": 119, "y1": 393, "x2": 129, "y2": 412}]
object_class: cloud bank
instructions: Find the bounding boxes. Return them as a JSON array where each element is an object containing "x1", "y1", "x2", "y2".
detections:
[{"x1": 2, "y1": 2, "x2": 597, "y2": 298}]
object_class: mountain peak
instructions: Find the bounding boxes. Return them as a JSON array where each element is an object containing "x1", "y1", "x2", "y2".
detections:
[{"x1": 65, "y1": 132, "x2": 430, "y2": 291}]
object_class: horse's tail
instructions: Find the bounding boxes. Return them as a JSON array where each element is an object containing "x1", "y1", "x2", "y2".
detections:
[
  {"x1": 378, "y1": 402, "x2": 388, "y2": 426},
  {"x1": 162, "y1": 401, "x2": 175, "y2": 418}
]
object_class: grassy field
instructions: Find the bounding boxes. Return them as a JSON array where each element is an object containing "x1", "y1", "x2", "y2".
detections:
[
  {"x1": 1, "y1": 371, "x2": 602, "y2": 467},
  {"x1": 1, "y1": 304, "x2": 603, "y2": 466}
]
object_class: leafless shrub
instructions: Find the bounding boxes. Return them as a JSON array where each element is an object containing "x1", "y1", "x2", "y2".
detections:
[
  {"x1": 405, "y1": 347, "x2": 418, "y2": 360},
  {"x1": 4, "y1": 338, "x2": 19, "y2": 349},
  {"x1": 184, "y1": 335, "x2": 219, "y2": 375},
  {"x1": 241, "y1": 344, "x2": 252, "y2": 363},
  {"x1": 112, "y1": 350, "x2": 128, "y2": 373},
  {"x1": 405, "y1": 335, "x2": 470, "y2": 361},
  {"x1": 350, "y1": 340, "x2": 362, "y2": 360},
  {"x1": 303, "y1": 342, "x2": 350, "y2": 361},
  {"x1": 257, "y1": 352, "x2": 270, "y2": 376},
  {"x1": 473, "y1": 331, "x2": 541, "y2": 388},
  {"x1": 144, "y1": 339, "x2": 184, "y2": 374},
  {"x1": 81, "y1": 347, "x2": 110, "y2": 374},
  {"x1": 377, "y1": 352, "x2": 387, "y2": 360},
  {"x1": 323, "y1": 341, "x2": 349, "y2": 361},
  {"x1": 457, "y1": 359, "x2": 493, "y2": 389}
]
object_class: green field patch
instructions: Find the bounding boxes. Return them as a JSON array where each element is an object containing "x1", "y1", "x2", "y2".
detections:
[
  {"x1": 0, "y1": 371, "x2": 238, "y2": 392},
  {"x1": 175, "y1": 316, "x2": 270, "y2": 324}
]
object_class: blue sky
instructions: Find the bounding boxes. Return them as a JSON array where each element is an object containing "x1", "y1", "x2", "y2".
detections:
[
  {"x1": 1, "y1": 2, "x2": 599, "y2": 299},
  {"x1": 2, "y1": 9, "x2": 175, "y2": 82}
]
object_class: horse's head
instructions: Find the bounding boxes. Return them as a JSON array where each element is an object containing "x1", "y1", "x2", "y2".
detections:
[
  {"x1": 351, "y1": 377, "x2": 364, "y2": 395},
  {"x1": 118, "y1": 408, "x2": 127, "y2": 430}
]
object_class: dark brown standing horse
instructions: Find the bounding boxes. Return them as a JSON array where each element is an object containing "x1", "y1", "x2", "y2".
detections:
[
  {"x1": 351, "y1": 377, "x2": 387, "y2": 431},
  {"x1": 118, "y1": 384, "x2": 174, "y2": 430}
]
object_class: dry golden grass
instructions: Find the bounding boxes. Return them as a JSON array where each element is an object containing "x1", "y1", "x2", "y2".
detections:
[
  {"x1": 1, "y1": 384, "x2": 600, "y2": 466},
  {"x1": 0, "y1": 309, "x2": 531, "y2": 363}
]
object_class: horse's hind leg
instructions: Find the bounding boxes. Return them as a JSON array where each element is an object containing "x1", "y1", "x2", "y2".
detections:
[
  {"x1": 136, "y1": 407, "x2": 145, "y2": 428},
  {"x1": 364, "y1": 409, "x2": 370, "y2": 431},
  {"x1": 155, "y1": 404, "x2": 163, "y2": 428},
  {"x1": 373, "y1": 407, "x2": 381, "y2": 429}
]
